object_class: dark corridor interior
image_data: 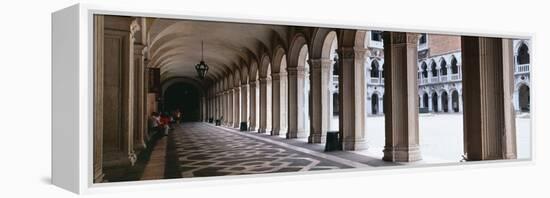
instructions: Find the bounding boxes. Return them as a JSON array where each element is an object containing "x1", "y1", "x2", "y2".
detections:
[{"x1": 164, "y1": 83, "x2": 201, "y2": 122}]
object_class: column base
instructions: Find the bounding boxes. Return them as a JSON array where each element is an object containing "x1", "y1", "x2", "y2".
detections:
[
  {"x1": 308, "y1": 132, "x2": 326, "y2": 144},
  {"x1": 93, "y1": 167, "x2": 105, "y2": 183},
  {"x1": 258, "y1": 128, "x2": 266, "y2": 133},
  {"x1": 134, "y1": 141, "x2": 147, "y2": 153},
  {"x1": 382, "y1": 145, "x2": 422, "y2": 162},
  {"x1": 342, "y1": 139, "x2": 368, "y2": 151},
  {"x1": 286, "y1": 130, "x2": 307, "y2": 139},
  {"x1": 233, "y1": 122, "x2": 240, "y2": 128},
  {"x1": 270, "y1": 128, "x2": 280, "y2": 136}
]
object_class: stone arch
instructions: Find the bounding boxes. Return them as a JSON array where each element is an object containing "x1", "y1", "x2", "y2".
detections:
[
  {"x1": 259, "y1": 54, "x2": 272, "y2": 78},
  {"x1": 271, "y1": 46, "x2": 286, "y2": 74},
  {"x1": 240, "y1": 65, "x2": 249, "y2": 85},
  {"x1": 310, "y1": 28, "x2": 338, "y2": 59},
  {"x1": 287, "y1": 33, "x2": 309, "y2": 68}
]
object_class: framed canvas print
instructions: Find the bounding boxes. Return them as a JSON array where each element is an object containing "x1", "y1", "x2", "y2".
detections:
[{"x1": 52, "y1": 3, "x2": 533, "y2": 194}]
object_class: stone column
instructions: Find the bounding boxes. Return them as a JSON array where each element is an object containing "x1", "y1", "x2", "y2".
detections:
[
  {"x1": 133, "y1": 43, "x2": 146, "y2": 152},
  {"x1": 249, "y1": 81, "x2": 258, "y2": 131},
  {"x1": 259, "y1": 77, "x2": 268, "y2": 133},
  {"x1": 448, "y1": 94, "x2": 453, "y2": 113},
  {"x1": 233, "y1": 86, "x2": 240, "y2": 128},
  {"x1": 461, "y1": 37, "x2": 517, "y2": 160},
  {"x1": 287, "y1": 67, "x2": 307, "y2": 138},
  {"x1": 428, "y1": 95, "x2": 433, "y2": 112},
  {"x1": 222, "y1": 91, "x2": 226, "y2": 124},
  {"x1": 459, "y1": 92, "x2": 464, "y2": 113},
  {"x1": 382, "y1": 32, "x2": 421, "y2": 162},
  {"x1": 337, "y1": 47, "x2": 367, "y2": 150},
  {"x1": 217, "y1": 93, "x2": 222, "y2": 119},
  {"x1": 122, "y1": 20, "x2": 140, "y2": 165},
  {"x1": 93, "y1": 15, "x2": 105, "y2": 183},
  {"x1": 437, "y1": 94, "x2": 442, "y2": 113},
  {"x1": 271, "y1": 73, "x2": 281, "y2": 135},
  {"x1": 228, "y1": 89, "x2": 234, "y2": 127},
  {"x1": 308, "y1": 58, "x2": 332, "y2": 143},
  {"x1": 240, "y1": 83, "x2": 249, "y2": 130}
]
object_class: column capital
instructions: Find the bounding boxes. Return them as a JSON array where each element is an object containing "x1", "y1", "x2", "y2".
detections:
[
  {"x1": 259, "y1": 77, "x2": 271, "y2": 84},
  {"x1": 287, "y1": 67, "x2": 306, "y2": 75},
  {"x1": 129, "y1": 19, "x2": 141, "y2": 37},
  {"x1": 308, "y1": 58, "x2": 332, "y2": 70},
  {"x1": 241, "y1": 83, "x2": 249, "y2": 88},
  {"x1": 271, "y1": 73, "x2": 282, "y2": 80},
  {"x1": 383, "y1": 32, "x2": 420, "y2": 45}
]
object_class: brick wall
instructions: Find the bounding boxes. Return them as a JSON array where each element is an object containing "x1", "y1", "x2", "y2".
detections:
[{"x1": 428, "y1": 34, "x2": 461, "y2": 56}]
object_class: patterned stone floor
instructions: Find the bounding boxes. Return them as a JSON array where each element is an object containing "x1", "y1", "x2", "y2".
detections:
[{"x1": 109, "y1": 122, "x2": 353, "y2": 182}]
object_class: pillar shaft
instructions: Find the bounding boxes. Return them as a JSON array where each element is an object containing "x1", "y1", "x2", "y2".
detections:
[
  {"x1": 308, "y1": 58, "x2": 332, "y2": 143},
  {"x1": 271, "y1": 73, "x2": 281, "y2": 135},
  {"x1": 249, "y1": 81, "x2": 258, "y2": 131},
  {"x1": 234, "y1": 87, "x2": 240, "y2": 128},
  {"x1": 93, "y1": 15, "x2": 105, "y2": 183},
  {"x1": 241, "y1": 84, "x2": 248, "y2": 129},
  {"x1": 133, "y1": 43, "x2": 146, "y2": 151},
  {"x1": 461, "y1": 37, "x2": 517, "y2": 160},
  {"x1": 382, "y1": 32, "x2": 421, "y2": 162},
  {"x1": 337, "y1": 47, "x2": 367, "y2": 150},
  {"x1": 228, "y1": 89, "x2": 233, "y2": 126},
  {"x1": 287, "y1": 67, "x2": 307, "y2": 138},
  {"x1": 259, "y1": 77, "x2": 268, "y2": 133}
]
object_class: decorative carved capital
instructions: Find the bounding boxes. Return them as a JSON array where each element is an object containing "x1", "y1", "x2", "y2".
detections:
[{"x1": 129, "y1": 19, "x2": 141, "y2": 38}]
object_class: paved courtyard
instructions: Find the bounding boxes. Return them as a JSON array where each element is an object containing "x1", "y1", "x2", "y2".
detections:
[
  {"x1": 330, "y1": 113, "x2": 531, "y2": 162},
  {"x1": 107, "y1": 114, "x2": 531, "y2": 182}
]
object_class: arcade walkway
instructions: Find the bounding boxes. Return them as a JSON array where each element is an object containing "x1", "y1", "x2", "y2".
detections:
[{"x1": 105, "y1": 123, "x2": 391, "y2": 182}]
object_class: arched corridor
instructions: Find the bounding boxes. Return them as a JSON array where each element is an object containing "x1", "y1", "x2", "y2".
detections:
[{"x1": 91, "y1": 15, "x2": 528, "y2": 183}]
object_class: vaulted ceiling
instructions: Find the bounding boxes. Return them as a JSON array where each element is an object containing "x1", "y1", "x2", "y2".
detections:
[{"x1": 146, "y1": 18, "x2": 289, "y2": 85}]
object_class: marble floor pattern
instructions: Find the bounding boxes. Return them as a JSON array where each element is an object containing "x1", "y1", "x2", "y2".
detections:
[{"x1": 109, "y1": 122, "x2": 354, "y2": 182}]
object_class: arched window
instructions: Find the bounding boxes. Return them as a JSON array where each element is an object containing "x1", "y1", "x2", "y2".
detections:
[
  {"x1": 440, "y1": 59, "x2": 447, "y2": 76},
  {"x1": 371, "y1": 31, "x2": 383, "y2": 42},
  {"x1": 451, "y1": 57, "x2": 458, "y2": 74},
  {"x1": 419, "y1": 33, "x2": 427, "y2": 44},
  {"x1": 517, "y1": 43, "x2": 530, "y2": 65},
  {"x1": 372, "y1": 94, "x2": 379, "y2": 115},
  {"x1": 371, "y1": 60, "x2": 380, "y2": 78},
  {"x1": 421, "y1": 62, "x2": 428, "y2": 78},
  {"x1": 431, "y1": 61, "x2": 438, "y2": 77}
]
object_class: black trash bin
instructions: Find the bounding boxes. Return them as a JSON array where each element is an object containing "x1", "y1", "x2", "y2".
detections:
[
  {"x1": 240, "y1": 122, "x2": 248, "y2": 131},
  {"x1": 324, "y1": 131, "x2": 341, "y2": 152},
  {"x1": 215, "y1": 119, "x2": 221, "y2": 126},
  {"x1": 208, "y1": 118, "x2": 213, "y2": 123}
]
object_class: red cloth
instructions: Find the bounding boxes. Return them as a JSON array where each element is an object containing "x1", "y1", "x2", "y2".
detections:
[{"x1": 160, "y1": 116, "x2": 171, "y2": 126}]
